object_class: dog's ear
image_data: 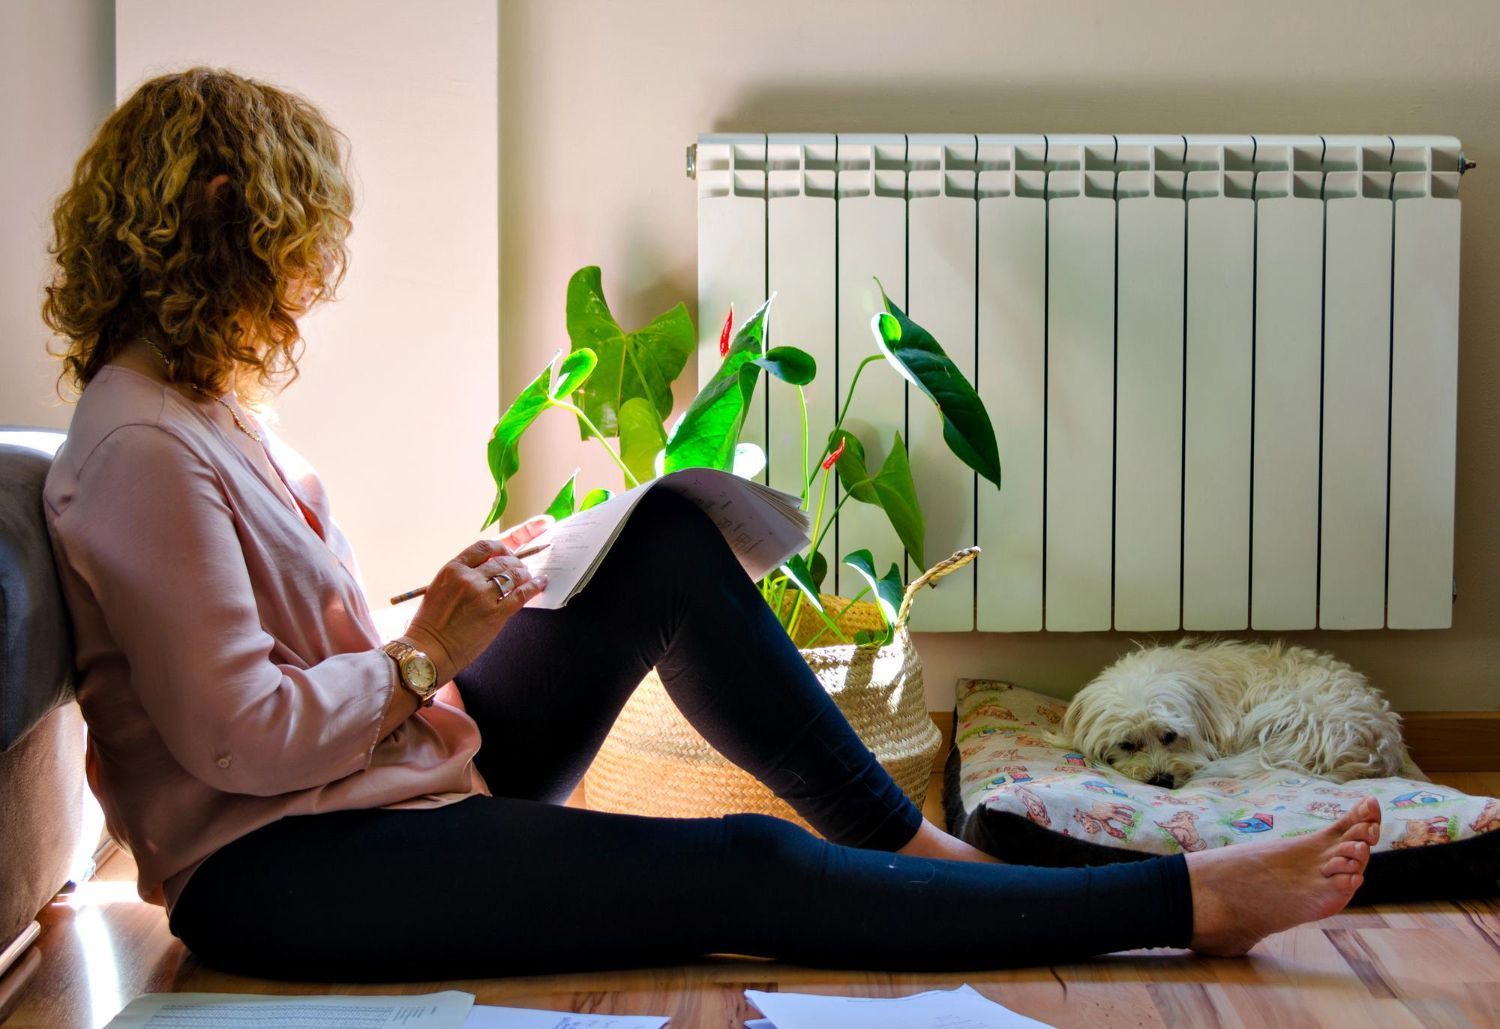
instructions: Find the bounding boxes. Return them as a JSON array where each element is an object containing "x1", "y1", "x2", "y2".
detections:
[
  {"x1": 1184, "y1": 680, "x2": 1235, "y2": 757},
  {"x1": 1059, "y1": 688, "x2": 1087, "y2": 745},
  {"x1": 1056, "y1": 690, "x2": 1091, "y2": 752}
]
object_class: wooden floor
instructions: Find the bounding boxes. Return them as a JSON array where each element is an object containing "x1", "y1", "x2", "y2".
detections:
[{"x1": 3, "y1": 771, "x2": 1498, "y2": 1028}]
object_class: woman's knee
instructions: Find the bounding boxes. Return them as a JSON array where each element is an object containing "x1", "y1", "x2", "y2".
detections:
[
  {"x1": 599, "y1": 488, "x2": 735, "y2": 595},
  {"x1": 628, "y1": 488, "x2": 724, "y2": 553},
  {"x1": 721, "y1": 812, "x2": 829, "y2": 872}
]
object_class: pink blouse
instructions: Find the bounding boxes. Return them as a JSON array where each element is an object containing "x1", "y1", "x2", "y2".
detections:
[{"x1": 43, "y1": 365, "x2": 489, "y2": 913}]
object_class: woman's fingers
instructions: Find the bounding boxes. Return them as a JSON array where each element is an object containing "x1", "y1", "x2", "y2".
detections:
[
  {"x1": 468, "y1": 554, "x2": 551, "y2": 608},
  {"x1": 456, "y1": 514, "x2": 551, "y2": 568},
  {"x1": 474, "y1": 554, "x2": 532, "y2": 589},
  {"x1": 499, "y1": 514, "x2": 553, "y2": 551},
  {"x1": 456, "y1": 537, "x2": 513, "y2": 567},
  {"x1": 498, "y1": 571, "x2": 549, "y2": 611}
]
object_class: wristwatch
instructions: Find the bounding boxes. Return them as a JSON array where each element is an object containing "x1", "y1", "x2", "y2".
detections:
[{"x1": 381, "y1": 638, "x2": 439, "y2": 706}]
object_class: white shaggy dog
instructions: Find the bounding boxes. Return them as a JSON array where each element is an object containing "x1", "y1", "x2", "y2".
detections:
[{"x1": 1057, "y1": 638, "x2": 1408, "y2": 789}]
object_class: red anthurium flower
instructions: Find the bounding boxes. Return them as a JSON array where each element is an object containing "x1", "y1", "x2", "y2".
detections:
[
  {"x1": 718, "y1": 304, "x2": 734, "y2": 358},
  {"x1": 822, "y1": 438, "x2": 847, "y2": 470}
]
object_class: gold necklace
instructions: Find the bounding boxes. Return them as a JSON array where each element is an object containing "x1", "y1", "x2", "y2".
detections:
[{"x1": 142, "y1": 340, "x2": 264, "y2": 444}]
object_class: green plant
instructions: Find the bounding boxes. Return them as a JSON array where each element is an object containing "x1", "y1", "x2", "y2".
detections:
[{"x1": 484, "y1": 266, "x2": 1001, "y2": 648}]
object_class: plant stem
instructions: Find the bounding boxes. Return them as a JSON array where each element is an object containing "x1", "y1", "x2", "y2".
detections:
[
  {"x1": 809, "y1": 465, "x2": 834, "y2": 553},
  {"x1": 809, "y1": 490, "x2": 857, "y2": 558},
  {"x1": 554, "y1": 399, "x2": 639, "y2": 488},
  {"x1": 797, "y1": 384, "x2": 810, "y2": 510},
  {"x1": 817, "y1": 354, "x2": 884, "y2": 466}
]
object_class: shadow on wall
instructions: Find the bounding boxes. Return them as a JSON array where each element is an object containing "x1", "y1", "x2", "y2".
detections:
[{"x1": 709, "y1": 78, "x2": 1491, "y2": 139}]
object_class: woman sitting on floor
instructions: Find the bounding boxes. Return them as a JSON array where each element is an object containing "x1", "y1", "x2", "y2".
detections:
[{"x1": 39, "y1": 66, "x2": 1380, "y2": 981}]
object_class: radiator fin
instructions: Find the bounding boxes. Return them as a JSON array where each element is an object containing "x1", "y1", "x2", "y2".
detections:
[{"x1": 696, "y1": 133, "x2": 1465, "y2": 632}]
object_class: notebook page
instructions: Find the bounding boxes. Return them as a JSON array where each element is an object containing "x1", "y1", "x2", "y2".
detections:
[
  {"x1": 656, "y1": 469, "x2": 809, "y2": 580},
  {"x1": 519, "y1": 487, "x2": 655, "y2": 609}
]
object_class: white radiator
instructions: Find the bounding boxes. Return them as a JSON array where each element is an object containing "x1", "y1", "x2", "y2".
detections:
[{"x1": 693, "y1": 134, "x2": 1467, "y2": 633}]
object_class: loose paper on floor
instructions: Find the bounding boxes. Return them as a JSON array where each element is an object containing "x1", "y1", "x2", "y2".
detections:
[
  {"x1": 105, "y1": 992, "x2": 670, "y2": 1029},
  {"x1": 743, "y1": 982, "x2": 1054, "y2": 1029},
  {"x1": 104, "y1": 990, "x2": 475, "y2": 1028},
  {"x1": 462, "y1": 1005, "x2": 667, "y2": 1027}
]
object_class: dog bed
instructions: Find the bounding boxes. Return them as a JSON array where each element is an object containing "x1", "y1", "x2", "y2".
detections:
[{"x1": 943, "y1": 679, "x2": 1500, "y2": 902}]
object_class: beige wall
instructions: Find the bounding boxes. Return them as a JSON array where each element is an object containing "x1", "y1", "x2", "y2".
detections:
[
  {"x1": 113, "y1": 0, "x2": 499, "y2": 605},
  {"x1": 499, "y1": 0, "x2": 1500, "y2": 712},
  {"x1": 0, "y1": 0, "x2": 114, "y2": 430}
]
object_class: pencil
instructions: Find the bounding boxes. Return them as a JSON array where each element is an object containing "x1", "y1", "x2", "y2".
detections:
[{"x1": 387, "y1": 540, "x2": 551, "y2": 606}]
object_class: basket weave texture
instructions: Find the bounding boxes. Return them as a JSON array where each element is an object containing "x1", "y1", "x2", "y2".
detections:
[{"x1": 582, "y1": 549, "x2": 978, "y2": 833}]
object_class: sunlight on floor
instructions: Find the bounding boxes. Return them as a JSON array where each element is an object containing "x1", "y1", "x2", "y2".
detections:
[
  {"x1": 74, "y1": 905, "x2": 122, "y2": 1029},
  {"x1": 57, "y1": 879, "x2": 143, "y2": 908}
]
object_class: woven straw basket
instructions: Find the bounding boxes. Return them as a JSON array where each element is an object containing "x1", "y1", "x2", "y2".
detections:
[{"x1": 582, "y1": 547, "x2": 979, "y2": 832}]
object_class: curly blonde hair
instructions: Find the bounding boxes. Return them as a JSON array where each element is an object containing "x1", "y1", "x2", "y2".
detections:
[{"x1": 43, "y1": 66, "x2": 355, "y2": 400}]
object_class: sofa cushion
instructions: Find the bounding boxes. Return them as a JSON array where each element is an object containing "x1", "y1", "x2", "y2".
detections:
[
  {"x1": 0, "y1": 429, "x2": 74, "y2": 751},
  {"x1": 0, "y1": 701, "x2": 86, "y2": 951},
  {"x1": 943, "y1": 679, "x2": 1500, "y2": 903}
]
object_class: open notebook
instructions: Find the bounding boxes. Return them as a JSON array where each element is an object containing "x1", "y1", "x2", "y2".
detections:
[{"x1": 521, "y1": 468, "x2": 811, "y2": 609}]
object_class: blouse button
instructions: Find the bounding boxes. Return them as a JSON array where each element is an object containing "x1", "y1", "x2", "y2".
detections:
[{"x1": 217, "y1": 756, "x2": 232, "y2": 769}]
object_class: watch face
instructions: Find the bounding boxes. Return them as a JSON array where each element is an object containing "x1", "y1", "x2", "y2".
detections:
[{"x1": 402, "y1": 652, "x2": 438, "y2": 692}]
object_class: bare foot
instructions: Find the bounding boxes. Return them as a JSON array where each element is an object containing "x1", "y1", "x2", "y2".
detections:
[
  {"x1": 1186, "y1": 796, "x2": 1381, "y2": 956},
  {"x1": 895, "y1": 817, "x2": 1003, "y2": 863}
]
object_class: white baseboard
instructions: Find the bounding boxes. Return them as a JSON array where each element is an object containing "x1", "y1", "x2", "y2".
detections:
[{"x1": 0, "y1": 921, "x2": 40, "y2": 979}]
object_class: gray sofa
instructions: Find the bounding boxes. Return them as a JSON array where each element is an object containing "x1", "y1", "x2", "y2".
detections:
[{"x1": 0, "y1": 427, "x2": 87, "y2": 976}]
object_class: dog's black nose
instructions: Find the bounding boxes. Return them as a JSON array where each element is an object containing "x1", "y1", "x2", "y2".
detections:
[{"x1": 1147, "y1": 773, "x2": 1176, "y2": 789}]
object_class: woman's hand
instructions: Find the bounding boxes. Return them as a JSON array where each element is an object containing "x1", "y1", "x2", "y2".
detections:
[
  {"x1": 498, "y1": 513, "x2": 553, "y2": 552},
  {"x1": 401, "y1": 537, "x2": 549, "y2": 685}
]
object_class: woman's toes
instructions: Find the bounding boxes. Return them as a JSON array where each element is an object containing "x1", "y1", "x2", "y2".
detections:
[
  {"x1": 1338, "y1": 871, "x2": 1366, "y2": 896},
  {"x1": 1338, "y1": 803, "x2": 1380, "y2": 842},
  {"x1": 1322, "y1": 855, "x2": 1362, "y2": 876},
  {"x1": 1335, "y1": 797, "x2": 1374, "y2": 829},
  {"x1": 1333, "y1": 840, "x2": 1369, "y2": 862}
]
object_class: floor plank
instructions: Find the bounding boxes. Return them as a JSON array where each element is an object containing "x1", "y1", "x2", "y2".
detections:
[{"x1": 2, "y1": 771, "x2": 1497, "y2": 1028}]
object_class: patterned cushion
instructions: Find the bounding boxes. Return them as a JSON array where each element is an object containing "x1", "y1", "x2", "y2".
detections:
[{"x1": 943, "y1": 679, "x2": 1500, "y2": 901}]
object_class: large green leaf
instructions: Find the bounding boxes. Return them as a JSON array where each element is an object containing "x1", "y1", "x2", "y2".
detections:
[
  {"x1": 870, "y1": 433, "x2": 924, "y2": 569},
  {"x1": 779, "y1": 553, "x2": 825, "y2": 614},
  {"x1": 751, "y1": 345, "x2": 816, "y2": 386},
  {"x1": 829, "y1": 428, "x2": 926, "y2": 568},
  {"x1": 580, "y1": 487, "x2": 614, "y2": 510},
  {"x1": 664, "y1": 297, "x2": 772, "y2": 473},
  {"x1": 618, "y1": 396, "x2": 666, "y2": 486},
  {"x1": 842, "y1": 550, "x2": 904, "y2": 647},
  {"x1": 543, "y1": 471, "x2": 578, "y2": 522},
  {"x1": 732, "y1": 442, "x2": 766, "y2": 480},
  {"x1": 873, "y1": 283, "x2": 1002, "y2": 488},
  {"x1": 808, "y1": 549, "x2": 829, "y2": 591},
  {"x1": 483, "y1": 364, "x2": 553, "y2": 528},
  {"x1": 565, "y1": 266, "x2": 694, "y2": 438},
  {"x1": 829, "y1": 428, "x2": 877, "y2": 503},
  {"x1": 550, "y1": 348, "x2": 597, "y2": 400}
]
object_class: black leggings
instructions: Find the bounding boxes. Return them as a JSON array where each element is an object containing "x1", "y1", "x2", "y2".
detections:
[{"x1": 169, "y1": 489, "x2": 1193, "y2": 981}]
